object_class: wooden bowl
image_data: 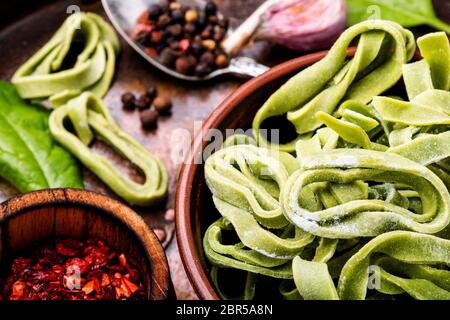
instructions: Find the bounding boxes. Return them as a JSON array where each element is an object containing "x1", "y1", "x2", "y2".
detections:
[
  {"x1": 176, "y1": 51, "x2": 336, "y2": 300},
  {"x1": 0, "y1": 189, "x2": 172, "y2": 300}
]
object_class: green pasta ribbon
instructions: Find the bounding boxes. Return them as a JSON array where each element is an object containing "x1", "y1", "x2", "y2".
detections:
[
  {"x1": 338, "y1": 231, "x2": 450, "y2": 300},
  {"x1": 281, "y1": 149, "x2": 450, "y2": 239},
  {"x1": 204, "y1": 22, "x2": 450, "y2": 300},
  {"x1": 12, "y1": 13, "x2": 119, "y2": 105},
  {"x1": 253, "y1": 20, "x2": 415, "y2": 152},
  {"x1": 205, "y1": 144, "x2": 299, "y2": 229},
  {"x1": 49, "y1": 92, "x2": 168, "y2": 206}
]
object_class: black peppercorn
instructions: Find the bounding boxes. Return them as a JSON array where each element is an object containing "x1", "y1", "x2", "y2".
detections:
[
  {"x1": 171, "y1": 9, "x2": 184, "y2": 24},
  {"x1": 184, "y1": 23, "x2": 197, "y2": 35},
  {"x1": 213, "y1": 31, "x2": 225, "y2": 42},
  {"x1": 155, "y1": 43, "x2": 168, "y2": 53},
  {"x1": 148, "y1": 4, "x2": 162, "y2": 20},
  {"x1": 147, "y1": 84, "x2": 157, "y2": 99},
  {"x1": 168, "y1": 24, "x2": 183, "y2": 37},
  {"x1": 159, "y1": 47, "x2": 176, "y2": 66},
  {"x1": 140, "y1": 109, "x2": 159, "y2": 129},
  {"x1": 205, "y1": 1, "x2": 218, "y2": 16},
  {"x1": 195, "y1": 62, "x2": 212, "y2": 77},
  {"x1": 160, "y1": 0, "x2": 171, "y2": 12},
  {"x1": 157, "y1": 14, "x2": 171, "y2": 28},
  {"x1": 190, "y1": 41, "x2": 204, "y2": 55},
  {"x1": 134, "y1": 31, "x2": 150, "y2": 46},
  {"x1": 121, "y1": 92, "x2": 136, "y2": 111},
  {"x1": 197, "y1": 13, "x2": 208, "y2": 29},
  {"x1": 200, "y1": 51, "x2": 215, "y2": 66},
  {"x1": 136, "y1": 94, "x2": 152, "y2": 111},
  {"x1": 169, "y1": 40, "x2": 180, "y2": 50}
]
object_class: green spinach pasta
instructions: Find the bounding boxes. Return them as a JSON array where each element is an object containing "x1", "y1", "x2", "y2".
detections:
[{"x1": 203, "y1": 20, "x2": 450, "y2": 300}]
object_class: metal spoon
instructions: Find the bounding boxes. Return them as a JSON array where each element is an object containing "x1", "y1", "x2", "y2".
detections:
[{"x1": 101, "y1": 0, "x2": 269, "y2": 81}]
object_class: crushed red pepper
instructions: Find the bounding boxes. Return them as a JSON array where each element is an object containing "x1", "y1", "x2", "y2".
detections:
[{"x1": 0, "y1": 239, "x2": 146, "y2": 300}]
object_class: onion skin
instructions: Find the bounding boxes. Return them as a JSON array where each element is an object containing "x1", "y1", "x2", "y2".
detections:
[{"x1": 260, "y1": 0, "x2": 348, "y2": 52}]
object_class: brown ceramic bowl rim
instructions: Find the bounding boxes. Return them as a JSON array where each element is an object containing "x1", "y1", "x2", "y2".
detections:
[
  {"x1": 175, "y1": 50, "x2": 339, "y2": 300},
  {"x1": 0, "y1": 188, "x2": 171, "y2": 300}
]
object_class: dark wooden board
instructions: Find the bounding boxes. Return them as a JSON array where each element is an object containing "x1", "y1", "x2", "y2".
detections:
[{"x1": 1, "y1": 0, "x2": 449, "y2": 300}]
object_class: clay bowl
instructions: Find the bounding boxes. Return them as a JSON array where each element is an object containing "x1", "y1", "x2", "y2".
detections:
[
  {"x1": 0, "y1": 189, "x2": 172, "y2": 300},
  {"x1": 175, "y1": 50, "x2": 344, "y2": 300}
]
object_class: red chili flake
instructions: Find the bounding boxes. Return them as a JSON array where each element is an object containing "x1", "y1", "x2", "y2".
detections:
[
  {"x1": 56, "y1": 243, "x2": 79, "y2": 257},
  {"x1": 0, "y1": 239, "x2": 145, "y2": 301},
  {"x1": 101, "y1": 274, "x2": 110, "y2": 287},
  {"x1": 82, "y1": 281, "x2": 95, "y2": 295},
  {"x1": 10, "y1": 281, "x2": 26, "y2": 300},
  {"x1": 118, "y1": 254, "x2": 127, "y2": 267}
]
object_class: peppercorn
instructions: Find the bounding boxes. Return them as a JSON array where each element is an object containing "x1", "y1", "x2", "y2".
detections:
[
  {"x1": 205, "y1": 1, "x2": 218, "y2": 16},
  {"x1": 140, "y1": 109, "x2": 159, "y2": 129},
  {"x1": 157, "y1": 14, "x2": 171, "y2": 28},
  {"x1": 184, "y1": 23, "x2": 197, "y2": 35},
  {"x1": 202, "y1": 39, "x2": 216, "y2": 51},
  {"x1": 155, "y1": 43, "x2": 168, "y2": 53},
  {"x1": 168, "y1": 24, "x2": 183, "y2": 37},
  {"x1": 160, "y1": 0, "x2": 170, "y2": 12},
  {"x1": 159, "y1": 47, "x2": 176, "y2": 66},
  {"x1": 195, "y1": 62, "x2": 212, "y2": 77},
  {"x1": 190, "y1": 41, "x2": 204, "y2": 55},
  {"x1": 213, "y1": 31, "x2": 225, "y2": 42},
  {"x1": 187, "y1": 55, "x2": 197, "y2": 66},
  {"x1": 197, "y1": 13, "x2": 208, "y2": 29},
  {"x1": 185, "y1": 9, "x2": 198, "y2": 23},
  {"x1": 170, "y1": 2, "x2": 181, "y2": 10},
  {"x1": 153, "y1": 96, "x2": 172, "y2": 114},
  {"x1": 200, "y1": 51, "x2": 215, "y2": 65},
  {"x1": 148, "y1": 4, "x2": 162, "y2": 20},
  {"x1": 136, "y1": 94, "x2": 152, "y2": 110},
  {"x1": 215, "y1": 54, "x2": 229, "y2": 68},
  {"x1": 175, "y1": 56, "x2": 193, "y2": 74},
  {"x1": 121, "y1": 92, "x2": 136, "y2": 111},
  {"x1": 171, "y1": 9, "x2": 184, "y2": 24},
  {"x1": 146, "y1": 84, "x2": 158, "y2": 99},
  {"x1": 179, "y1": 39, "x2": 190, "y2": 51},
  {"x1": 169, "y1": 40, "x2": 180, "y2": 50},
  {"x1": 134, "y1": 31, "x2": 150, "y2": 46}
]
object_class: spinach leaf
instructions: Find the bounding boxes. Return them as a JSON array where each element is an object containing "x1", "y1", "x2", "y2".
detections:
[
  {"x1": 346, "y1": 0, "x2": 450, "y2": 33},
  {"x1": 0, "y1": 81, "x2": 84, "y2": 192}
]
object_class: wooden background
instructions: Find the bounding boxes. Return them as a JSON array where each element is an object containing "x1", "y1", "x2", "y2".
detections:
[{"x1": 0, "y1": 0, "x2": 450, "y2": 300}]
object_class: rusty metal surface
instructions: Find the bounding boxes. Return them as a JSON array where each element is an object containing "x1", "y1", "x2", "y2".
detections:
[{"x1": 1, "y1": 0, "x2": 450, "y2": 300}]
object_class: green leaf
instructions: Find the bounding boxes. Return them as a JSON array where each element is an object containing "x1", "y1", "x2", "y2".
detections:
[
  {"x1": 345, "y1": 0, "x2": 450, "y2": 34},
  {"x1": 0, "y1": 81, "x2": 84, "y2": 192}
]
